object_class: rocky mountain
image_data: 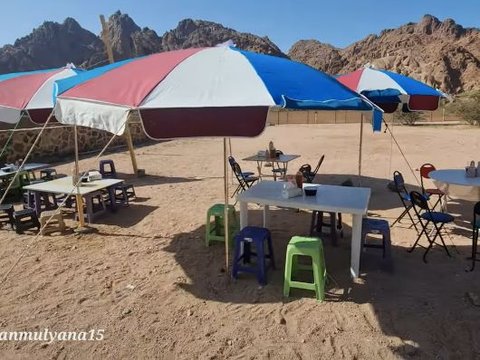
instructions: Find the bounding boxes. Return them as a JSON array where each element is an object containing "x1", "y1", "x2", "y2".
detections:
[
  {"x1": 0, "y1": 13, "x2": 478, "y2": 94},
  {"x1": 288, "y1": 15, "x2": 480, "y2": 94},
  {"x1": 0, "y1": 11, "x2": 285, "y2": 73}
]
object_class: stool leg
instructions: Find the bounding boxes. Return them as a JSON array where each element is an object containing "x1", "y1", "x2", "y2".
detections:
[
  {"x1": 283, "y1": 249, "x2": 293, "y2": 297},
  {"x1": 312, "y1": 253, "x2": 326, "y2": 302},
  {"x1": 310, "y1": 211, "x2": 317, "y2": 236},
  {"x1": 267, "y1": 232, "x2": 276, "y2": 270},
  {"x1": 205, "y1": 213, "x2": 211, "y2": 247},
  {"x1": 256, "y1": 239, "x2": 267, "y2": 285},
  {"x1": 317, "y1": 212, "x2": 323, "y2": 233},
  {"x1": 232, "y1": 237, "x2": 241, "y2": 279}
]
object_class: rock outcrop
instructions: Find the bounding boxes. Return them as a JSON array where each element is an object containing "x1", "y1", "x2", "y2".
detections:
[{"x1": 288, "y1": 15, "x2": 480, "y2": 94}]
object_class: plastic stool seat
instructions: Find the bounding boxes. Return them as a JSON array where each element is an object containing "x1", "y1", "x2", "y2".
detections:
[
  {"x1": 283, "y1": 236, "x2": 326, "y2": 302},
  {"x1": 232, "y1": 226, "x2": 275, "y2": 285},
  {"x1": 205, "y1": 204, "x2": 239, "y2": 246}
]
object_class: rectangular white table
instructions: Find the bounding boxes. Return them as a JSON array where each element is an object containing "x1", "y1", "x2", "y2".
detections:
[
  {"x1": 242, "y1": 154, "x2": 300, "y2": 180},
  {"x1": 237, "y1": 181, "x2": 371, "y2": 278},
  {"x1": 23, "y1": 176, "x2": 124, "y2": 221},
  {"x1": 0, "y1": 163, "x2": 50, "y2": 179}
]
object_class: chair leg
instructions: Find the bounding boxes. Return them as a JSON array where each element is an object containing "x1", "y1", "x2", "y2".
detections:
[
  {"x1": 408, "y1": 222, "x2": 428, "y2": 253},
  {"x1": 432, "y1": 223, "x2": 451, "y2": 257},
  {"x1": 468, "y1": 229, "x2": 478, "y2": 272}
]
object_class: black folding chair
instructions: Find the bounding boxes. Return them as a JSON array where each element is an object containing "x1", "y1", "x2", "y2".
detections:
[
  {"x1": 468, "y1": 201, "x2": 480, "y2": 271},
  {"x1": 228, "y1": 157, "x2": 258, "y2": 198},
  {"x1": 408, "y1": 190, "x2": 453, "y2": 262},
  {"x1": 298, "y1": 155, "x2": 325, "y2": 183},
  {"x1": 390, "y1": 171, "x2": 419, "y2": 233}
]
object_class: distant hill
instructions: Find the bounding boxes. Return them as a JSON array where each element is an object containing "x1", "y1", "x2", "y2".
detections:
[
  {"x1": 0, "y1": 12, "x2": 478, "y2": 94},
  {"x1": 0, "y1": 11, "x2": 285, "y2": 73},
  {"x1": 288, "y1": 15, "x2": 480, "y2": 94}
]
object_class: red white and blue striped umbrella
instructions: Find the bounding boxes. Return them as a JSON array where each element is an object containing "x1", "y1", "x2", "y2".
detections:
[
  {"x1": 337, "y1": 67, "x2": 445, "y2": 113},
  {"x1": 54, "y1": 47, "x2": 383, "y2": 138},
  {"x1": 0, "y1": 65, "x2": 80, "y2": 124}
]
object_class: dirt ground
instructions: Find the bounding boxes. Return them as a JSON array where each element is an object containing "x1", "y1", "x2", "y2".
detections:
[{"x1": 0, "y1": 123, "x2": 479, "y2": 359}]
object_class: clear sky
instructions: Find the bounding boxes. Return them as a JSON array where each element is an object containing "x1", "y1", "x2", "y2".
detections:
[{"x1": 1, "y1": 0, "x2": 478, "y2": 52}]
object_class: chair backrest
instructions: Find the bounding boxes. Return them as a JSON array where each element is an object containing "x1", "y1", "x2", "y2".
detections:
[
  {"x1": 419, "y1": 163, "x2": 436, "y2": 191},
  {"x1": 393, "y1": 171, "x2": 407, "y2": 194},
  {"x1": 410, "y1": 191, "x2": 429, "y2": 211},
  {"x1": 312, "y1": 155, "x2": 325, "y2": 175},
  {"x1": 231, "y1": 161, "x2": 248, "y2": 190},
  {"x1": 228, "y1": 156, "x2": 236, "y2": 167}
]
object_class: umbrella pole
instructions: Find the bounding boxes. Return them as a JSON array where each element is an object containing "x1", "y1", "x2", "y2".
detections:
[
  {"x1": 358, "y1": 113, "x2": 364, "y2": 185},
  {"x1": 73, "y1": 124, "x2": 89, "y2": 233},
  {"x1": 124, "y1": 122, "x2": 139, "y2": 176},
  {"x1": 223, "y1": 138, "x2": 230, "y2": 274}
]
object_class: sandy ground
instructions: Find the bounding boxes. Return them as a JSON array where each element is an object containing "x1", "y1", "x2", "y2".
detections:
[{"x1": 0, "y1": 123, "x2": 480, "y2": 359}]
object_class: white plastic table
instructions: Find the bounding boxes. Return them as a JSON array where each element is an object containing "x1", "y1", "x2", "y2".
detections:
[
  {"x1": 430, "y1": 169, "x2": 480, "y2": 201},
  {"x1": 0, "y1": 163, "x2": 50, "y2": 179},
  {"x1": 23, "y1": 176, "x2": 124, "y2": 221},
  {"x1": 237, "y1": 181, "x2": 371, "y2": 278},
  {"x1": 242, "y1": 154, "x2": 300, "y2": 180}
]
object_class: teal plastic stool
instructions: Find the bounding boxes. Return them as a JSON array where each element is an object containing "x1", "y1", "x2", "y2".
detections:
[
  {"x1": 283, "y1": 236, "x2": 326, "y2": 302},
  {"x1": 205, "y1": 204, "x2": 239, "y2": 247}
]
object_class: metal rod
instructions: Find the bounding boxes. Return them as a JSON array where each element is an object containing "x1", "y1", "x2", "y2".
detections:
[
  {"x1": 358, "y1": 113, "x2": 364, "y2": 184},
  {"x1": 73, "y1": 124, "x2": 86, "y2": 228}
]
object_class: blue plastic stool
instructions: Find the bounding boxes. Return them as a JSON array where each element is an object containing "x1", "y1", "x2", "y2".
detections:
[
  {"x1": 232, "y1": 226, "x2": 275, "y2": 285},
  {"x1": 361, "y1": 218, "x2": 393, "y2": 269}
]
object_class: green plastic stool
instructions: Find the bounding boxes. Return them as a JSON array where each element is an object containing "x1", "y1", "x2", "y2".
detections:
[
  {"x1": 283, "y1": 236, "x2": 326, "y2": 302},
  {"x1": 205, "y1": 204, "x2": 239, "y2": 247}
]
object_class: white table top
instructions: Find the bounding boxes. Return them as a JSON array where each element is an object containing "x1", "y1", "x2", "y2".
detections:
[
  {"x1": 238, "y1": 181, "x2": 371, "y2": 215},
  {"x1": 430, "y1": 169, "x2": 480, "y2": 187},
  {"x1": 0, "y1": 163, "x2": 50, "y2": 178},
  {"x1": 243, "y1": 154, "x2": 300, "y2": 163},
  {"x1": 23, "y1": 176, "x2": 123, "y2": 196}
]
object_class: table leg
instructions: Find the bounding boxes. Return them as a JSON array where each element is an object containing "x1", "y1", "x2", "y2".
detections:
[
  {"x1": 240, "y1": 201, "x2": 248, "y2": 229},
  {"x1": 263, "y1": 205, "x2": 269, "y2": 228},
  {"x1": 350, "y1": 214, "x2": 363, "y2": 278}
]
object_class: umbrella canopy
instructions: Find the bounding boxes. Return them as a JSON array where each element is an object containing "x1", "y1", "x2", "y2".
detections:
[
  {"x1": 0, "y1": 64, "x2": 81, "y2": 124},
  {"x1": 337, "y1": 67, "x2": 445, "y2": 113},
  {"x1": 54, "y1": 46, "x2": 383, "y2": 137}
]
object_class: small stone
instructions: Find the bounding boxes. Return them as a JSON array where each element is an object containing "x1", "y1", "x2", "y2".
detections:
[
  {"x1": 277, "y1": 316, "x2": 286, "y2": 325},
  {"x1": 122, "y1": 308, "x2": 132, "y2": 316},
  {"x1": 186, "y1": 309, "x2": 193, "y2": 316},
  {"x1": 35, "y1": 257, "x2": 40, "y2": 262},
  {"x1": 126, "y1": 284, "x2": 135, "y2": 290},
  {"x1": 71, "y1": 245, "x2": 77, "y2": 250},
  {"x1": 40, "y1": 343, "x2": 49, "y2": 348},
  {"x1": 301, "y1": 339, "x2": 306, "y2": 343},
  {"x1": 227, "y1": 339, "x2": 233, "y2": 346},
  {"x1": 403, "y1": 340, "x2": 420, "y2": 356},
  {"x1": 466, "y1": 292, "x2": 480, "y2": 306}
]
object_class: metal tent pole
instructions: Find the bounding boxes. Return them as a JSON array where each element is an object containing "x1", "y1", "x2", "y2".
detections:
[{"x1": 223, "y1": 138, "x2": 230, "y2": 273}]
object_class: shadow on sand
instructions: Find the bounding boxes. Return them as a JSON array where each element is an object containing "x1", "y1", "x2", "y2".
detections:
[{"x1": 160, "y1": 174, "x2": 480, "y2": 358}]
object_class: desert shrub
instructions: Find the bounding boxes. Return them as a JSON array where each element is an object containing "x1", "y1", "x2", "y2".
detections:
[
  {"x1": 394, "y1": 109, "x2": 425, "y2": 125},
  {"x1": 447, "y1": 91, "x2": 480, "y2": 126}
]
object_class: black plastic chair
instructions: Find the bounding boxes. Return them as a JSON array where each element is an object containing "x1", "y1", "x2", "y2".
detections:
[
  {"x1": 408, "y1": 190, "x2": 453, "y2": 262},
  {"x1": 298, "y1": 155, "x2": 325, "y2": 183},
  {"x1": 229, "y1": 158, "x2": 258, "y2": 197},
  {"x1": 468, "y1": 201, "x2": 480, "y2": 271},
  {"x1": 271, "y1": 150, "x2": 286, "y2": 181},
  {"x1": 390, "y1": 171, "x2": 419, "y2": 233}
]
